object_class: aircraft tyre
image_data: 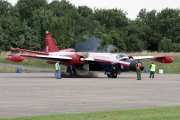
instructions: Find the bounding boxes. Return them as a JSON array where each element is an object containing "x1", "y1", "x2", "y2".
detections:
[
  {"x1": 107, "y1": 74, "x2": 111, "y2": 78},
  {"x1": 113, "y1": 72, "x2": 117, "y2": 78},
  {"x1": 72, "y1": 68, "x2": 77, "y2": 75},
  {"x1": 107, "y1": 72, "x2": 117, "y2": 78}
]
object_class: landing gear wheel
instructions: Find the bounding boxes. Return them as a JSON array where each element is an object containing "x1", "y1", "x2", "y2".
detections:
[
  {"x1": 107, "y1": 72, "x2": 117, "y2": 78},
  {"x1": 113, "y1": 72, "x2": 117, "y2": 78},
  {"x1": 72, "y1": 68, "x2": 77, "y2": 75},
  {"x1": 107, "y1": 74, "x2": 111, "y2": 78}
]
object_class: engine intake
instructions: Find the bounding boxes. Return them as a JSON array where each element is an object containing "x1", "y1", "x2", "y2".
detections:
[
  {"x1": 66, "y1": 54, "x2": 85, "y2": 65},
  {"x1": 130, "y1": 60, "x2": 145, "y2": 72}
]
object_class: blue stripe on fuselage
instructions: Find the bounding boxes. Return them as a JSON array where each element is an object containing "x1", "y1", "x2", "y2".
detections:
[{"x1": 88, "y1": 61, "x2": 130, "y2": 72}]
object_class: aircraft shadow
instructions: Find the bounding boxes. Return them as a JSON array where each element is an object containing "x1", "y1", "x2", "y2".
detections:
[
  {"x1": 0, "y1": 71, "x2": 98, "y2": 78},
  {"x1": 60, "y1": 71, "x2": 98, "y2": 78}
]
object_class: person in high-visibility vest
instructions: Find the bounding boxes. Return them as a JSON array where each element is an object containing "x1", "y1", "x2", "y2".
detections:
[
  {"x1": 55, "y1": 61, "x2": 61, "y2": 79},
  {"x1": 136, "y1": 60, "x2": 142, "y2": 80},
  {"x1": 149, "y1": 62, "x2": 156, "y2": 79}
]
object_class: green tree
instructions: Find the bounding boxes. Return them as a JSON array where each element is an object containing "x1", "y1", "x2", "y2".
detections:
[
  {"x1": 94, "y1": 8, "x2": 128, "y2": 28},
  {"x1": 16, "y1": 0, "x2": 47, "y2": 23},
  {"x1": 19, "y1": 22, "x2": 40, "y2": 50},
  {"x1": 126, "y1": 34, "x2": 145, "y2": 52},
  {"x1": 78, "y1": 6, "x2": 93, "y2": 18},
  {"x1": 0, "y1": 1, "x2": 24, "y2": 50},
  {"x1": 158, "y1": 37, "x2": 172, "y2": 52},
  {"x1": 0, "y1": 26, "x2": 10, "y2": 51},
  {"x1": 31, "y1": 8, "x2": 54, "y2": 49},
  {"x1": 1, "y1": 0, "x2": 179, "y2": 53},
  {"x1": 136, "y1": 9, "x2": 161, "y2": 51},
  {"x1": 109, "y1": 29, "x2": 126, "y2": 52},
  {"x1": 172, "y1": 43, "x2": 180, "y2": 52}
]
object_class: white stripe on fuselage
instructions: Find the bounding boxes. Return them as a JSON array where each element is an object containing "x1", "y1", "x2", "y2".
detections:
[
  {"x1": 83, "y1": 52, "x2": 130, "y2": 65},
  {"x1": 48, "y1": 52, "x2": 130, "y2": 65},
  {"x1": 48, "y1": 52, "x2": 77, "y2": 56}
]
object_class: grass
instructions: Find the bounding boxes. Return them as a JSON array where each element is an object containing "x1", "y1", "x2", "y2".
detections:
[
  {"x1": 0, "y1": 65, "x2": 18, "y2": 73},
  {"x1": 0, "y1": 65, "x2": 31, "y2": 73},
  {"x1": 0, "y1": 106, "x2": 180, "y2": 120},
  {"x1": 0, "y1": 51, "x2": 179, "y2": 73}
]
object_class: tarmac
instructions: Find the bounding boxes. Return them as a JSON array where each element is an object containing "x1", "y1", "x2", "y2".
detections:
[{"x1": 0, "y1": 72, "x2": 180, "y2": 117}]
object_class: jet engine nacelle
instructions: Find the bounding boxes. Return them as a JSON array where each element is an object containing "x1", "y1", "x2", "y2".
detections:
[
  {"x1": 4, "y1": 54, "x2": 24, "y2": 62},
  {"x1": 129, "y1": 60, "x2": 145, "y2": 72},
  {"x1": 66, "y1": 54, "x2": 85, "y2": 65}
]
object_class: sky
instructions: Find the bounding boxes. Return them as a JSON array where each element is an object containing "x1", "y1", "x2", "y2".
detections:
[{"x1": 7, "y1": 0, "x2": 180, "y2": 19}]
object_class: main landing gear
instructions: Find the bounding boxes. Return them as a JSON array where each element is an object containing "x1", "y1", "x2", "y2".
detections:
[
  {"x1": 67, "y1": 66, "x2": 77, "y2": 75},
  {"x1": 106, "y1": 72, "x2": 117, "y2": 78},
  {"x1": 71, "y1": 68, "x2": 77, "y2": 75}
]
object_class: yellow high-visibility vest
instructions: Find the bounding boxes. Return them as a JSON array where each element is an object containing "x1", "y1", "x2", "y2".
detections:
[
  {"x1": 150, "y1": 64, "x2": 156, "y2": 72},
  {"x1": 55, "y1": 63, "x2": 59, "y2": 70}
]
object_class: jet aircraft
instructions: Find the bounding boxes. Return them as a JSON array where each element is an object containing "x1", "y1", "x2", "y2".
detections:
[{"x1": 4, "y1": 31, "x2": 174, "y2": 78}]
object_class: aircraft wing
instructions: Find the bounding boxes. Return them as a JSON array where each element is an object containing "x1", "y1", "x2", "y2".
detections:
[
  {"x1": 21, "y1": 54, "x2": 72, "y2": 62},
  {"x1": 132, "y1": 56, "x2": 155, "y2": 60},
  {"x1": 4, "y1": 54, "x2": 72, "y2": 63},
  {"x1": 132, "y1": 55, "x2": 174, "y2": 63},
  {"x1": 84, "y1": 55, "x2": 173, "y2": 64},
  {"x1": 4, "y1": 53, "x2": 86, "y2": 65}
]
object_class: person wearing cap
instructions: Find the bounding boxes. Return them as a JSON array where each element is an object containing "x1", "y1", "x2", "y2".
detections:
[
  {"x1": 149, "y1": 62, "x2": 156, "y2": 79},
  {"x1": 55, "y1": 61, "x2": 61, "y2": 79},
  {"x1": 136, "y1": 60, "x2": 142, "y2": 80}
]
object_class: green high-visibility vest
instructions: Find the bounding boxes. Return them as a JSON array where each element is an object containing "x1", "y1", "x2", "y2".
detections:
[{"x1": 150, "y1": 64, "x2": 156, "y2": 72}]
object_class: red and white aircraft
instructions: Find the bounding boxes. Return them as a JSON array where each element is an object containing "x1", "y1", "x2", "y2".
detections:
[{"x1": 4, "y1": 31, "x2": 174, "y2": 78}]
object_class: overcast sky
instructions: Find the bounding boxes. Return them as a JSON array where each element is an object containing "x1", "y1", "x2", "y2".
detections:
[{"x1": 7, "y1": 0, "x2": 180, "y2": 19}]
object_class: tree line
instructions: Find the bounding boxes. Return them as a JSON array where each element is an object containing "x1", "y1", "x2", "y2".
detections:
[{"x1": 0, "y1": 0, "x2": 180, "y2": 52}]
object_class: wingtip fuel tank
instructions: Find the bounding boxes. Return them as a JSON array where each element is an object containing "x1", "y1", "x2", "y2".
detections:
[{"x1": 4, "y1": 54, "x2": 23, "y2": 62}]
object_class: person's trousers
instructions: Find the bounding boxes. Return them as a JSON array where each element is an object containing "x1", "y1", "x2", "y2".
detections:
[
  {"x1": 149, "y1": 71, "x2": 155, "y2": 78},
  {"x1": 136, "y1": 69, "x2": 141, "y2": 80},
  {"x1": 56, "y1": 70, "x2": 61, "y2": 79}
]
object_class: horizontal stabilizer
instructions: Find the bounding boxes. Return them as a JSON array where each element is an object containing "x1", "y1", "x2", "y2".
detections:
[{"x1": 11, "y1": 48, "x2": 49, "y2": 55}]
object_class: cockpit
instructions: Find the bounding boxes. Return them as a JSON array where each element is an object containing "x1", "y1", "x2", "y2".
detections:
[{"x1": 116, "y1": 53, "x2": 129, "y2": 60}]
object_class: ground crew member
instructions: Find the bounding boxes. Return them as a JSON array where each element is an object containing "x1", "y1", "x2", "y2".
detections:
[
  {"x1": 55, "y1": 61, "x2": 61, "y2": 79},
  {"x1": 149, "y1": 62, "x2": 156, "y2": 79},
  {"x1": 136, "y1": 60, "x2": 142, "y2": 80}
]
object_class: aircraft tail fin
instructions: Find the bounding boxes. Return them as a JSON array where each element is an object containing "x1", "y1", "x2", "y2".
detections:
[{"x1": 45, "y1": 31, "x2": 59, "y2": 52}]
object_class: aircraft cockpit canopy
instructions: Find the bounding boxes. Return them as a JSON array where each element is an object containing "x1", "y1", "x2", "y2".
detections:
[{"x1": 116, "y1": 53, "x2": 129, "y2": 60}]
